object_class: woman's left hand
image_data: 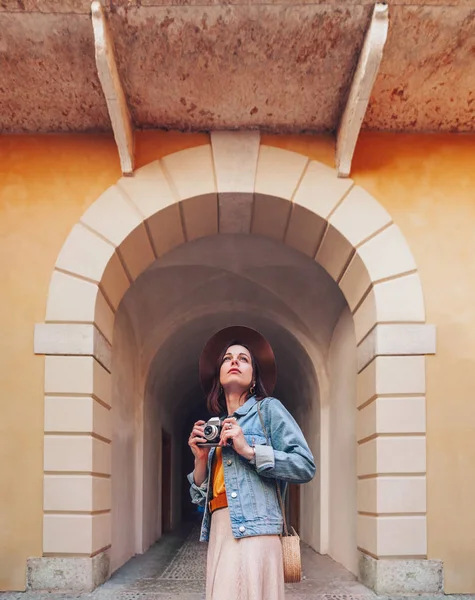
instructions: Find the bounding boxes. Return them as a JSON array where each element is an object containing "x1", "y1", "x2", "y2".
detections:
[{"x1": 219, "y1": 417, "x2": 254, "y2": 461}]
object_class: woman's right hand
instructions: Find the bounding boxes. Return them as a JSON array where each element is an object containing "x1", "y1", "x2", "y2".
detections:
[{"x1": 188, "y1": 420, "x2": 211, "y2": 463}]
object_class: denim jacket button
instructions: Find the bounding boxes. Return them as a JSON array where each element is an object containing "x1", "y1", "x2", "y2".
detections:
[
  {"x1": 226, "y1": 460, "x2": 232, "y2": 466},
  {"x1": 231, "y1": 492, "x2": 237, "y2": 498},
  {"x1": 239, "y1": 526, "x2": 246, "y2": 533}
]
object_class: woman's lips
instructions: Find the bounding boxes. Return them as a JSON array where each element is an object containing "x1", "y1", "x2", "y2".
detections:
[{"x1": 228, "y1": 369, "x2": 241, "y2": 374}]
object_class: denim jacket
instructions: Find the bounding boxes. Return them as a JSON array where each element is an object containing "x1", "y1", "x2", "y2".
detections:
[{"x1": 187, "y1": 396, "x2": 316, "y2": 542}]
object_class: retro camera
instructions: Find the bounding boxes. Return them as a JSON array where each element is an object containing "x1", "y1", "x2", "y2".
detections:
[{"x1": 197, "y1": 417, "x2": 232, "y2": 447}]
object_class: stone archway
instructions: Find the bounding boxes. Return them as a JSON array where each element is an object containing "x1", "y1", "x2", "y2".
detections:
[{"x1": 33, "y1": 131, "x2": 437, "y2": 593}]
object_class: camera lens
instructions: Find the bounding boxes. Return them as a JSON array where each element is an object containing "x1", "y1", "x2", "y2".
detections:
[{"x1": 203, "y1": 424, "x2": 218, "y2": 440}]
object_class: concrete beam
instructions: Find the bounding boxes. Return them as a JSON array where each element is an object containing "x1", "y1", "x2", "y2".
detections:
[
  {"x1": 91, "y1": 1, "x2": 134, "y2": 175},
  {"x1": 336, "y1": 3, "x2": 389, "y2": 178}
]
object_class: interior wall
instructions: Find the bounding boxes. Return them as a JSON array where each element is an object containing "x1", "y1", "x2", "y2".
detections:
[
  {"x1": 111, "y1": 305, "x2": 140, "y2": 573},
  {"x1": 328, "y1": 307, "x2": 358, "y2": 575}
]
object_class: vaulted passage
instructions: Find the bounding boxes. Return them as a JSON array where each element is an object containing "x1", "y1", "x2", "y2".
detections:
[{"x1": 110, "y1": 234, "x2": 359, "y2": 578}]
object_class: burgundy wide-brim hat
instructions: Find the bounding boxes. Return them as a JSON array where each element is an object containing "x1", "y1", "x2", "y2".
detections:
[{"x1": 199, "y1": 326, "x2": 276, "y2": 395}]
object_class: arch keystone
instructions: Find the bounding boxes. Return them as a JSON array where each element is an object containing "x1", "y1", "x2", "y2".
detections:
[{"x1": 211, "y1": 130, "x2": 260, "y2": 234}]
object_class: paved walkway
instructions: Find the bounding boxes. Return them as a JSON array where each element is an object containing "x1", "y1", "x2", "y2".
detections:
[{"x1": 1, "y1": 520, "x2": 473, "y2": 600}]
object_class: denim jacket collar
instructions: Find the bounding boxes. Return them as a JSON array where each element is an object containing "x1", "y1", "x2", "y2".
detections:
[{"x1": 233, "y1": 395, "x2": 258, "y2": 416}]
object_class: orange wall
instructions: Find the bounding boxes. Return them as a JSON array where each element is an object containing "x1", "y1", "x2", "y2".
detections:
[
  {"x1": 0, "y1": 132, "x2": 208, "y2": 590},
  {"x1": 267, "y1": 132, "x2": 475, "y2": 592},
  {"x1": 1, "y1": 131, "x2": 475, "y2": 592}
]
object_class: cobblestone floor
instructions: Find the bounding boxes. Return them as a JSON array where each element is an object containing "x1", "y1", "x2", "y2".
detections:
[{"x1": 1, "y1": 519, "x2": 474, "y2": 600}]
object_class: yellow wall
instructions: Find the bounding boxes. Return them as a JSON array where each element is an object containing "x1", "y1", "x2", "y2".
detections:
[{"x1": 1, "y1": 131, "x2": 474, "y2": 592}]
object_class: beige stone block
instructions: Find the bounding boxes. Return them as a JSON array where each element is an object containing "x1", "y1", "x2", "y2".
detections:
[
  {"x1": 357, "y1": 401, "x2": 377, "y2": 442},
  {"x1": 357, "y1": 324, "x2": 436, "y2": 372},
  {"x1": 315, "y1": 224, "x2": 353, "y2": 282},
  {"x1": 117, "y1": 160, "x2": 176, "y2": 219},
  {"x1": 146, "y1": 204, "x2": 185, "y2": 257},
  {"x1": 100, "y1": 251, "x2": 130, "y2": 311},
  {"x1": 45, "y1": 271, "x2": 114, "y2": 344},
  {"x1": 211, "y1": 131, "x2": 260, "y2": 234},
  {"x1": 353, "y1": 273, "x2": 426, "y2": 344},
  {"x1": 357, "y1": 513, "x2": 377, "y2": 555},
  {"x1": 44, "y1": 435, "x2": 111, "y2": 475},
  {"x1": 44, "y1": 475, "x2": 111, "y2": 512},
  {"x1": 45, "y1": 396, "x2": 111, "y2": 441},
  {"x1": 56, "y1": 224, "x2": 115, "y2": 283},
  {"x1": 340, "y1": 225, "x2": 418, "y2": 311},
  {"x1": 358, "y1": 515, "x2": 427, "y2": 556},
  {"x1": 255, "y1": 146, "x2": 308, "y2": 200},
  {"x1": 218, "y1": 192, "x2": 254, "y2": 234},
  {"x1": 357, "y1": 397, "x2": 426, "y2": 441},
  {"x1": 34, "y1": 324, "x2": 111, "y2": 372},
  {"x1": 251, "y1": 194, "x2": 291, "y2": 242},
  {"x1": 329, "y1": 186, "x2": 392, "y2": 248},
  {"x1": 339, "y1": 251, "x2": 370, "y2": 311},
  {"x1": 293, "y1": 160, "x2": 353, "y2": 219},
  {"x1": 358, "y1": 476, "x2": 426, "y2": 514},
  {"x1": 357, "y1": 436, "x2": 426, "y2": 477},
  {"x1": 118, "y1": 223, "x2": 155, "y2": 281},
  {"x1": 181, "y1": 194, "x2": 218, "y2": 241},
  {"x1": 80, "y1": 185, "x2": 143, "y2": 247},
  {"x1": 162, "y1": 145, "x2": 216, "y2": 201},
  {"x1": 211, "y1": 131, "x2": 260, "y2": 194},
  {"x1": 357, "y1": 356, "x2": 425, "y2": 408},
  {"x1": 95, "y1": 290, "x2": 115, "y2": 344},
  {"x1": 284, "y1": 205, "x2": 326, "y2": 258},
  {"x1": 43, "y1": 513, "x2": 111, "y2": 554},
  {"x1": 45, "y1": 356, "x2": 111, "y2": 407},
  {"x1": 378, "y1": 515, "x2": 427, "y2": 556}
]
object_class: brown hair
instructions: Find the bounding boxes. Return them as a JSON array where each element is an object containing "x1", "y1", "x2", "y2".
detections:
[{"x1": 206, "y1": 341, "x2": 268, "y2": 416}]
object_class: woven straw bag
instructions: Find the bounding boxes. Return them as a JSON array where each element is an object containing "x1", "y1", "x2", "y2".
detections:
[{"x1": 256, "y1": 401, "x2": 302, "y2": 584}]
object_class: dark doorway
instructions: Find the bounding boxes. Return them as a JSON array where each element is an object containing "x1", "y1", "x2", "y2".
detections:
[
  {"x1": 161, "y1": 429, "x2": 172, "y2": 533},
  {"x1": 288, "y1": 483, "x2": 300, "y2": 534}
]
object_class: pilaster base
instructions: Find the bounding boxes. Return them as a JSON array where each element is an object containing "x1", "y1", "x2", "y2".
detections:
[
  {"x1": 27, "y1": 550, "x2": 110, "y2": 592},
  {"x1": 358, "y1": 551, "x2": 444, "y2": 594}
]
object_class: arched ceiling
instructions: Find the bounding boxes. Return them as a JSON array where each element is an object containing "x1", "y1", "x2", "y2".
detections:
[{"x1": 118, "y1": 234, "x2": 347, "y2": 417}]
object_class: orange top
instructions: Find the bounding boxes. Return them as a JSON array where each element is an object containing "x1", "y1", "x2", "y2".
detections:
[{"x1": 212, "y1": 447, "x2": 226, "y2": 498}]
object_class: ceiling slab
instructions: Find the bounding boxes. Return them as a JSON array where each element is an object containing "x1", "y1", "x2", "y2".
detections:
[{"x1": 0, "y1": 1, "x2": 473, "y2": 134}]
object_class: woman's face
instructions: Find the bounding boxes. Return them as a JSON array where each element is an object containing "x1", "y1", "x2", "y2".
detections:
[{"x1": 219, "y1": 344, "x2": 254, "y2": 392}]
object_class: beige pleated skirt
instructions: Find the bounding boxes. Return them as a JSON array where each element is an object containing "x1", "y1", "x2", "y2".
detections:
[{"x1": 206, "y1": 507, "x2": 285, "y2": 600}]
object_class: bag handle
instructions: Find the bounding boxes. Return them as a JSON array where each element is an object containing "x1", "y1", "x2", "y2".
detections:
[{"x1": 256, "y1": 400, "x2": 289, "y2": 537}]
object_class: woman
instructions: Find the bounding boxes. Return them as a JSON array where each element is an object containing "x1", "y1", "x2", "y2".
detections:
[{"x1": 188, "y1": 326, "x2": 316, "y2": 600}]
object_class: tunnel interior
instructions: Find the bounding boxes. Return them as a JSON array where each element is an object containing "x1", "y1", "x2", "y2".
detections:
[{"x1": 110, "y1": 233, "x2": 357, "y2": 576}]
